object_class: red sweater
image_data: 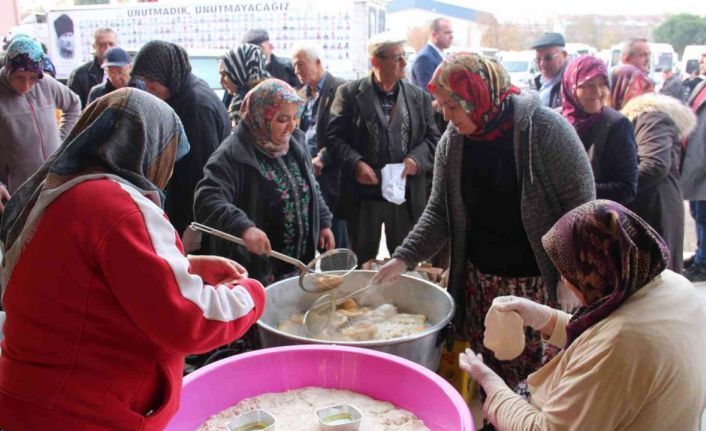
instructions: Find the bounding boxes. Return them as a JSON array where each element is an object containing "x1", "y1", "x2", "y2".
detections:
[{"x1": 0, "y1": 178, "x2": 265, "y2": 430}]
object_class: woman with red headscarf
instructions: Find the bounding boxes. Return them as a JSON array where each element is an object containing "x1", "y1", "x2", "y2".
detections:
[
  {"x1": 561, "y1": 55, "x2": 638, "y2": 204},
  {"x1": 373, "y1": 52, "x2": 595, "y2": 394},
  {"x1": 611, "y1": 65, "x2": 696, "y2": 272},
  {"x1": 460, "y1": 200, "x2": 706, "y2": 431}
]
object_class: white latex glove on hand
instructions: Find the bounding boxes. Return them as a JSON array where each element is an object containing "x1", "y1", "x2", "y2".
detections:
[
  {"x1": 459, "y1": 348, "x2": 508, "y2": 398},
  {"x1": 371, "y1": 257, "x2": 407, "y2": 286},
  {"x1": 492, "y1": 295, "x2": 556, "y2": 331}
]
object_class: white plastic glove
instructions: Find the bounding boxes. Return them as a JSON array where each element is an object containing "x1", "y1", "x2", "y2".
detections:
[
  {"x1": 459, "y1": 348, "x2": 508, "y2": 398},
  {"x1": 492, "y1": 295, "x2": 556, "y2": 331},
  {"x1": 371, "y1": 257, "x2": 407, "y2": 286}
]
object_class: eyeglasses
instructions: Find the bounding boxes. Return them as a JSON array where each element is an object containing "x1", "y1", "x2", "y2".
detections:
[
  {"x1": 379, "y1": 52, "x2": 409, "y2": 63},
  {"x1": 535, "y1": 52, "x2": 561, "y2": 64}
]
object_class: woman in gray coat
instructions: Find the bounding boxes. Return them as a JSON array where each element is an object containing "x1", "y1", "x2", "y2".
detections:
[
  {"x1": 373, "y1": 53, "x2": 595, "y2": 394},
  {"x1": 612, "y1": 66, "x2": 697, "y2": 272}
]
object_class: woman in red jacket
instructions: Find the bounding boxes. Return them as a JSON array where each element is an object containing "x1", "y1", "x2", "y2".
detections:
[{"x1": 0, "y1": 88, "x2": 266, "y2": 430}]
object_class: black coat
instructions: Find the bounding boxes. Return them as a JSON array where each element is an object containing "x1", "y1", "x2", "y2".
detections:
[
  {"x1": 67, "y1": 57, "x2": 103, "y2": 107},
  {"x1": 194, "y1": 123, "x2": 332, "y2": 284},
  {"x1": 165, "y1": 73, "x2": 230, "y2": 235},
  {"x1": 297, "y1": 72, "x2": 347, "y2": 199},
  {"x1": 326, "y1": 76, "x2": 440, "y2": 221},
  {"x1": 267, "y1": 54, "x2": 300, "y2": 88}
]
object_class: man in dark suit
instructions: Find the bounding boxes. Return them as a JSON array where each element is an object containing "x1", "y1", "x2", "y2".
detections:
[
  {"x1": 242, "y1": 29, "x2": 299, "y2": 88},
  {"x1": 327, "y1": 33, "x2": 441, "y2": 265},
  {"x1": 411, "y1": 18, "x2": 453, "y2": 92},
  {"x1": 67, "y1": 28, "x2": 117, "y2": 107},
  {"x1": 292, "y1": 44, "x2": 348, "y2": 248}
]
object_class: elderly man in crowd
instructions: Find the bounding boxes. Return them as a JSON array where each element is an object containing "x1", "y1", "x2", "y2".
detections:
[
  {"x1": 530, "y1": 32, "x2": 568, "y2": 108},
  {"x1": 87, "y1": 47, "x2": 144, "y2": 104},
  {"x1": 68, "y1": 27, "x2": 117, "y2": 107},
  {"x1": 326, "y1": 33, "x2": 440, "y2": 265},
  {"x1": 242, "y1": 29, "x2": 299, "y2": 88},
  {"x1": 620, "y1": 37, "x2": 651, "y2": 73},
  {"x1": 411, "y1": 17, "x2": 453, "y2": 92},
  {"x1": 292, "y1": 44, "x2": 348, "y2": 248}
]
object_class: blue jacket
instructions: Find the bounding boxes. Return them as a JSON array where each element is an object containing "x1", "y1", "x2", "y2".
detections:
[{"x1": 411, "y1": 44, "x2": 443, "y2": 92}]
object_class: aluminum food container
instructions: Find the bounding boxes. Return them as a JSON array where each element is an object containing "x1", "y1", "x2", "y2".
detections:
[
  {"x1": 315, "y1": 404, "x2": 362, "y2": 430},
  {"x1": 227, "y1": 409, "x2": 275, "y2": 431},
  {"x1": 256, "y1": 270, "x2": 455, "y2": 370}
]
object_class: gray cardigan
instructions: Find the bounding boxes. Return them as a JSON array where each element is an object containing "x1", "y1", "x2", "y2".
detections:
[{"x1": 393, "y1": 93, "x2": 595, "y2": 331}]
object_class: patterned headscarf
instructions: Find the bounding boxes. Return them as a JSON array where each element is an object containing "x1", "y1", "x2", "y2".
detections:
[
  {"x1": 428, "y1": 52, "x2": 520, "y2": 141},
  {"x1": 561, "y1": 55, "x2": 609, "y2": 135},
  {"x1": 222, "y1": 43, "x2": 270, "y2": 122},
  {"x1": 240, "y1": 79, "x2": 304, "y2": 157},
  {"x1": 610, "y1": 65, "x2": 654, "y2": 111},
  {"x1": 4, "y1": 36, "x2": 44, "y2": 78},
  {"x1": 542, "y1": 200, "x2": 669, "y2": 347},
  {"x1": 0, "y1": 89, "x2": 189, "y2": 261},
  {"x1": 131, "y1": 41, "x2": 192, "y2": 97}
]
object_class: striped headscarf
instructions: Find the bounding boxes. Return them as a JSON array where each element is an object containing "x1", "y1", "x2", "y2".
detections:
[
  {"x1": 561, "y1": 55, "x2": 609, "y2": 135},
  {"x1": 240, "y1": 79, "x2": 303, "y2": 157},
  {"x1": 131, "y1": 41, "x2": 192, "y2": 97},
  {"x1": 428, "y1": 52, "x2": 520, "y2": 141},
  {"x1": 222, "y1": 43, "x2": 270, "y2": 122},
  {"x1": 542, "y1": 200, "x2": 669, "y2": 347},
  {"x1": 0, "y1": 89, "x2": 189, "y2": 271},
  {"x1": 610, "y1": 65, "x2": 654, "y2": 111}
]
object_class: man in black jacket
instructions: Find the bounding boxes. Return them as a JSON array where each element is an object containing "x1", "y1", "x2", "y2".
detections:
[
  {"x1": 293, "y1": 44, "x2": 348, "y2": 247},
  {"x1": 132, "y1": 41, "x2": 230, "y2": 247},
  {"x1": 242, "y1": 29, "x2": 299, "y2": 88},
  {"x1": 326, "y1": 33, "x2": 440, "y2": 265},
  {"x1": 67, "y1": 28, "x2": 117, "y2": 107}
]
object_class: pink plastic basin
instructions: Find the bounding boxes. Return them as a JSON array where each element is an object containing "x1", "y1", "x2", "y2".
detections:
[{"x1": 166, "y1": 345, "x2": 473, "y2": 430}]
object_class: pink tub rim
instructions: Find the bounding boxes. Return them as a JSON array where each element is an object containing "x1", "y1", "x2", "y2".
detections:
[{"x1": 174, "y1": 345, "x2": 473, "y2": 430}]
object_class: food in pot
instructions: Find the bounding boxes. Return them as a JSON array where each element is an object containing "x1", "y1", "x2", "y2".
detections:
[
  {"x1": 197, "y1": 387, "x2": 429, "y2": 431},
  {"x1": 277, "y1": 300, "x2": 430, "y2": 341}
]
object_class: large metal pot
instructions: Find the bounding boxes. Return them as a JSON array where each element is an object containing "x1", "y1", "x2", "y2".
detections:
[{"x1": 257, "y1": 270, "x2": 455, "y2": 370}]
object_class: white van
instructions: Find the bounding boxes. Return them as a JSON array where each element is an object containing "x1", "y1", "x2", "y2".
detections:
[
  {"x1": 565, "y1": 43, "x2": 597, "y2": 62},
  {"x1": 681, "y1": 45, "x2": 706, "y2": 79},
  {"x1": 499, "y1": 50, "x2": 537, "y2": 90}
]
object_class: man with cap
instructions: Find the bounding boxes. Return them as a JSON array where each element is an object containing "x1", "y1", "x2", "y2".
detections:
[
  {"x1": 326, "y1": 33, "x2": 440, "y2": 265},
  {"x1": 242, "y1": 29, "x2": 299, "y2": 88},
  {"x1": 86, "y1": 47, "x2": 145, "y2": 104},
  {"x1": 530, "y1": 32, "x2": 568, "y2": 108},
  {"x1": 68, "y1": 28, "x2": 118, "y2": 107},
  {"x1": 0, "y1": 36, "x2": 80, "y2": 211},
  {"x1": 53, "y1": 14, "x2": 74, "y2": 59}
]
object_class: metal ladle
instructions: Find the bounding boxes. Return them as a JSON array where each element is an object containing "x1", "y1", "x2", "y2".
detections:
[
  {"x1": 189, "y1": 223, "x2": 357, "y2": 293},
  {"x1": 303, "y1": 280, "x2": 379, "y2": 335}
]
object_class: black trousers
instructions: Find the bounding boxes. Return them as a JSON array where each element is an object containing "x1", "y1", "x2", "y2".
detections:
[{"x1": 345, "y1": 199, "x2": 414, "y2": 266}]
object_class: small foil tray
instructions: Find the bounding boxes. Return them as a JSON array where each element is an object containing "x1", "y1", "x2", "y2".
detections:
[
  {"x1": 227, "y1": 409, "x2": 276, "y2": 431},
  {"x1": 315, "y1": 404, "x2": 363, "y2": 430}
]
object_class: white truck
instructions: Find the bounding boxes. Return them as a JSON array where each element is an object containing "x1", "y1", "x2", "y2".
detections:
[{"x1": 10, "y1": 0, "x2": 387, "y2": 82}]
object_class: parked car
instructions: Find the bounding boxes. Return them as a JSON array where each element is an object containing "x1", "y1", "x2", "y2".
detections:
[{"x1": 499, "y1": 50, "x2": 537, "y2": 90}]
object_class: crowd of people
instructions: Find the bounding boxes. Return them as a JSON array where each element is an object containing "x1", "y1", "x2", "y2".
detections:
[{"x1": 0, "y1": 18, "x2": 705, "y2": 430}]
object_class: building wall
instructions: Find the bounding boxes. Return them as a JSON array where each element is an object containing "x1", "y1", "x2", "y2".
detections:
[{"x1": 0, "y1": 0, "x2": 20, "y2": 37}]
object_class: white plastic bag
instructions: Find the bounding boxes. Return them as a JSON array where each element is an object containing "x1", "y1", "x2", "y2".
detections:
[{"x1": 381, "y1": 163, "x2": 406, "y2": 205}]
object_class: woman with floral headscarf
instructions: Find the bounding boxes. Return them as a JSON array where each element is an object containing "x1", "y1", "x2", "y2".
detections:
[
  {"x1": 219, "y1": 43, "x2": 270, "y2": 126},
  {"x1": 561, "y1": 55, "x2": 638, "y2": 204},
  {"x1": 373, "y1": 52, "x2": 595, "y2": 393},
  {"x1": 460, "y1": 200, "x2": 706, "y2": 431},
  {"x1": 0, "y1": 89, "x2": 265, "y2": 430},
  {"x1": 611, "y1": 65, "x2": 696, "y2": 273},
  {"x1": 0, "y1": 36, "x2": 80, "y2": 206},
  {"x1": 194, "y1": 79, "x2": 334, "y2": 285}
]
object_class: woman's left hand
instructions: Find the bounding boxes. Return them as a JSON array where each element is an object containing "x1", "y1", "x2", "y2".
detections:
[
  {"x1": 188, "y1": 255, "x2": 248, "y2": 285},
  {"x1": 459, "y1": 348, "x2": 508, "y2": 398},
  {"x1": 319, "y1": 228, "x2": 335, "y2": 251}
]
